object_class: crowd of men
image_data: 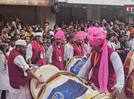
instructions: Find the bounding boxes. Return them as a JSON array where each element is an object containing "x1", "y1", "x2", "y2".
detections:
[{"x1": 0, "y1": 17, "x2": 134, "y2": 99}]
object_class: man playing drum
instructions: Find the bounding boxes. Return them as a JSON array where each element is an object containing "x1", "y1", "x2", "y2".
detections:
[
  {"x1": 8, "y1": 39, "x2": 36, "y2": 99},
  {"x1": 87, "y1": 26, "x2": 125, "y2": 95}
]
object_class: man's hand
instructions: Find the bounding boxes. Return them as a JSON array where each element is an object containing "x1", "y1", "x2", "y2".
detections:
[
  {"x1": 26, "y1": 68, "x2": 37, "y2": 79},
  {"x1": 26, "y1": 68, "x2": 45, "y2": 84},
  {"x1": 112, "y1": 87, "x2": 119, "y2": 98},
  {"x1": 111, "y1": 86, "x2": 123, "y2": 99},
  {"x1": 37, "y1": 75, "x2": 45, "y2": 84},
  {"x1": 35, "y1": 75, "x2": 46, "y2": 89}
]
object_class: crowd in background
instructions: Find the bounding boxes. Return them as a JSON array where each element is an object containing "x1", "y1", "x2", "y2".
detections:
[
  {"x1": 0, "y1": 18, "x2": 133, "y2": 53},
  {"x1": 0, "y1": 16, "x2": 134, "y2": 99},
  {"x1": 0, "y1": 17, "x2": 133, "y2": 73}
]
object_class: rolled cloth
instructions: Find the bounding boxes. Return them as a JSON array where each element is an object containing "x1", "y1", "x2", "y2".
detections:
[{"x1": 88, "y1": 26, "x2": 109, "y2": 93}]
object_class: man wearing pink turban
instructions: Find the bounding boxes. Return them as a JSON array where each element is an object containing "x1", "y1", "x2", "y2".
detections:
[
  {"x1": 47, "y1": 29, "x2": 65, "y2": 70},
  {"x1": 72, "y1": 31, "x2": 88, "y2": 57},
  {"x1": 87, "y1": 27, "x2": 124, "y2": 94},
  {"x1": 64, "y1": 30, "x2": 91, "y2": 62}
]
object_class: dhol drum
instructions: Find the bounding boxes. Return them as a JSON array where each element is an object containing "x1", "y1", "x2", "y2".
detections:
[
  {"x1": 30, "y1": 65, "x2": 112, "y2": 99},
  {"x1": 124, "y1": 52, "x2": 134, "y2": 98},
  {"x1": 66, "y1": 56, "x2": 90, "y2": 80},
  {"x1": 30, "y1": 64, "x2": 60, "y2": 99},
  {"x1": 125, "y1": 70, "x2": 134, "y2": 98}
]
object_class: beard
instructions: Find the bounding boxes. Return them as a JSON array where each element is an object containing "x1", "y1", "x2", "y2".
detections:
[{"x1": 18, "y1": 49, "x2": 26, "y2": 56}]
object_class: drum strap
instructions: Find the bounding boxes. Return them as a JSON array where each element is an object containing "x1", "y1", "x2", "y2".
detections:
[
  {"x1": 88, "y1": 51, "x2": 100, "y2": 81},
  {"x1": 65, "y1": 56, "x2": 82, "y2": 68},
  {"x1": 65, "y1": 58, "x2": 72, "y2": 67}
]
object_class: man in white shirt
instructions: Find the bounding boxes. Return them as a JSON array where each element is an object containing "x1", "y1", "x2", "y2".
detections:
[
  {"x1": 7, "y1": 39, "x2": 34, "y2": 99},
  {"x1": 128, "y1": 35, "x2": 134, "y2": 51}
]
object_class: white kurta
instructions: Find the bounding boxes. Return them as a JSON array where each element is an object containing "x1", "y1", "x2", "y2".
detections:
[
  {"x1": 110, "y1": 52, "x2": 124, "y2": 92},
  {"x1": 46, "y1": 45, "x2": 53, "y2": 64},
  {"x1": 0, "y1": 50, "x2": 14, "y2": 99},
  {"x1": 26, "y1": 44, "x2": 33, "y2": 61},
  {"x1": 127, "y1": 38, "x2": 134, "y2": 51},
  {"x1": 108, "y1": 41, "x2": 121, "y2": 50},
  {"x1": 64, "y1": 43, "x2": 74, "y2": 62},
  {"x1": 8, "y1": 55, "x2": 32, "y2": 99}
]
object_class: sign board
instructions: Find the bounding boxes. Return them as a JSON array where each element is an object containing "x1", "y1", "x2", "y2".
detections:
[
  {"x1": 125, "y1": 5, "x2": 134, "y2": 15},
  {"x1": 0, "y1": 0, "x2": 49, "y2": 6}
]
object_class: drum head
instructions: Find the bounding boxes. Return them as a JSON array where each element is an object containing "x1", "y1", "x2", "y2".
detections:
[
  {"x1": 30, "y1": 64, "x2": 59, "y2": 99},
  {"x1": 66, "y1": 56, "x2": 89, "y2": 79},
  {"x1": 66, "y1": 57, "x2": 81, "y2": 71}
]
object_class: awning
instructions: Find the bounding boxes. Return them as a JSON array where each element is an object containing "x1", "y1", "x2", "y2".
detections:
[
  {"x1": 0, "y1": 0, "x2": 49, "y2": 6},
  {"x1": 58, "y1": 0, "x2": 134, "y2": 6}
]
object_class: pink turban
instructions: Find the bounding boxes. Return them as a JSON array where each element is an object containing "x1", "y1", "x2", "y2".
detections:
[
  {"x1": 54, "y1": 30, "x2": 65, "y2": 40},
  {"x1": 74, "y1": 31, "x2": 87, "y2": 41},
  {"x1": 87, "y1": 27, "x2": 106, "y2": 46},
  {"x1": 88, "y1": 27, "x2": 109, "y2": 93}
]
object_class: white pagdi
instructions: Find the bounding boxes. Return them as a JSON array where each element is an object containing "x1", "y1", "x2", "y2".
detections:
[
  {"x1": 15, "y1": 39, "x2": 27, "y2": 46},
  {"x1": 33, "y1": 32, "x2": 43, "y2": 37}
]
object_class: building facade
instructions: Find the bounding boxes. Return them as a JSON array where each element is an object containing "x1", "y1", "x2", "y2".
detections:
[
  {"x1": 0, "y1": 0, "x2": 56, "y2": 28},
  {"x1": 55, "y1": 0, "x2": 134, "y2": 25}
]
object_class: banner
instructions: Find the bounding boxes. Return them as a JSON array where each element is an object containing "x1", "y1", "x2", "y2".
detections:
[{"x1": 0, "y1": 0, "x2": 49, "y2": 6}]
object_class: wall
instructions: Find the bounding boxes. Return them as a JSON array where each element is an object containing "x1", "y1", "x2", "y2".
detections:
[
  {"x1": 86, "y1": 5, "x2": 126, "y2": 22},
  {"x1": 55, "y1": 5, "x2": 87, "y2": 25},
  {"x1": 0, "y1": 5, "x2": 56, "y2": 27},
  {"x1": 37, "y1": 6, "x2": 56, "y2": 29},
  {"x1": 0, "y1": 5, "x2": 37, "y2": 24}
]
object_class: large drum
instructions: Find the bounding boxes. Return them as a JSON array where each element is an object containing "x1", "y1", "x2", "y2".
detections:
[
  {"x1": 30, "y1": 64, "x2": 60, "y2": 99},
  {"x1": 66, "y1": 57, "x2": 90, "y2": 80},
  {"x1": 125, "y1": 70, "x2": 134, "y2": 98},
  {"x1": 30, "y1": 65, "x2": 112, "y2": 99},
  {"x1": 124, "y1": 52, "x2": 134, "y2": 98}
]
